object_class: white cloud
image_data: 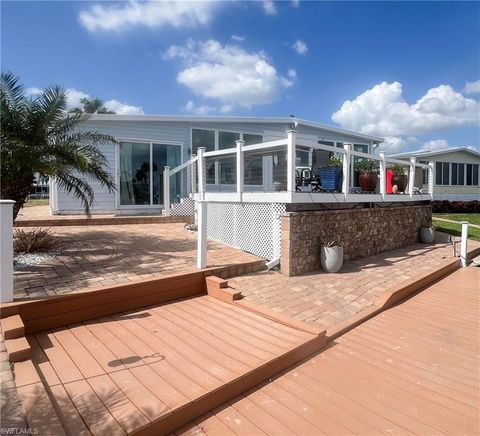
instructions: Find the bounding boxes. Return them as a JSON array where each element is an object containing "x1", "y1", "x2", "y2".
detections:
[
  {"x1": 463, "y1": 80, "x2": 480, "y2": 95},
  {"x1": 261, "y1": 0, "x2": 277, "y2": 15},
  {"x1": 292, "y1": 39, "x2": 308, "y2": 55},
  {"x1": 377, "y1": 136, "x2": 408, "y2": 154},
  {"x1": 79, "y1": 0, "x2": 219, "y2": 32},
  {"x1": 231, "y1": 35, "x2": 245, "y2": 42},
  {"x1": 220, "y1": 104, "x2": 234, "y2": 114},
  {"x1": 104, "y1": 99, "x2": 144, "y2": 115},
  {"x1": 165, "y1": 39, "x2": 295, "y2": 108},
  {"x1": 421, "y1": 139, "x2": 449, "y2": 152},
  {"x1": 65, "y1": 88, "x2": 90, "y2": 110},
  {"x1": 25, "y1": 87, "x2": 42, "y2": 97},
  {"x1": 332, "y1": 81, "x2": 479, "y2": 136},
  {"x1": 183, "y1": 100, "x2": 215, "y2": 115},
  {"x1": 287, "y1": 69, "x2": 297, "y2": 79},
  {"x1": 291, "y1": 0, "x2": 300, "y2": 8}
]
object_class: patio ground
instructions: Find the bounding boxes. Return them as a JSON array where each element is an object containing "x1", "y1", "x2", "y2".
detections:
[
  {"x1": 14, "y1": 223, "x2": 262, "y2": 299},
  {"x1": 229, "y1": 233, "x2": 480, "y2": 329}
]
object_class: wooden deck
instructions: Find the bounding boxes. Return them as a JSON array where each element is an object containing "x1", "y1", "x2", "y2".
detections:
[
  {"x1": 180, "y1": 267, "x2": 480, "y2": 435},
  {"x1": 15, "y1": 295, "x2": 324, "y2": 435}
]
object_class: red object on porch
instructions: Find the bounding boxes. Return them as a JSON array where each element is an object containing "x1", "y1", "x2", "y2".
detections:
[{"x1": 386, "y1": 169, "x2": 393, "y2": 193}]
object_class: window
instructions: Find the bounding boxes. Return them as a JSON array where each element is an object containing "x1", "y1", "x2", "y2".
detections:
[
  {"x1": 119, "y1": 142, "x2": 181, "y2": 206},
  {"x1": 473, "y1": 164, "x2": 479, "y2": 186},
  {"x1": 436, "y1": 162, "x2": 451, "y2": 185},
  {"x1": 191, "y1": 129, "x2": 215, "y2": 154},
  {"x1": 467, "y1": 164, "x2": 473, "y2": 186},
  {"x1": 243, "y1": 134, "x2": 264, "y2": 186},
  {"x1": 450, "y1": 163, "x2": 465, "y2": 186},
  {"x1": 451, "y1": 163, "x2": 458, "y2": 185},
  {"x1": 419, "y1": 160, "x2": 428, "y2": 185}
]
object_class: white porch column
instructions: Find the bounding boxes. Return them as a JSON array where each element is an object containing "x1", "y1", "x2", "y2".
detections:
[
  {"x1": 342, "y1": 143, "x2": 351, "y2": 195},
  {"x1": 197, "y1": 200, "x2": 207, "y2": 269},
  {"x1": 191, "y1": 154, "x2": 197, "y2": 194},
  {"x1": 236, "y1": 139, "x2": 245, "y2": 202},
  {"x1": 460, "y1": 221, "x2": 469, "y2": 267},
  {"x1": 408, "y1": 157, "x2": 416, "y2": 199},
  {"x1": 286, "y1": 130, "x2": 297, "y2": 193},
  {"x1": 428, "y1": 161, "x2": 434, "y2": 196},
  {"x1": 163, "y1": 166, "x2": 171, "y2": 216},
  {"x1": 197, "y1": 147, "x2": 206, "y2": 201},
  {"x1": 379, "y1": 151, "x2": 386, "y2": 197},
  {"x1": 0, "y1": 200, "x2": 15, "y2": 303}
]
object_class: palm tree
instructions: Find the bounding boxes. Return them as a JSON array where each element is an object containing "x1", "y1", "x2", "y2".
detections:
[
  {"x1": 0, "y1": 71, "x2": 116, "y2": 220},
  {"x1": 70, "y1": 97, "x2": 115, "y2": 114}
]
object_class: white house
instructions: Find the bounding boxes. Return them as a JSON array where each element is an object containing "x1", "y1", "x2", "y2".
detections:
[
  {"x1": 389, "y1": 148, "x2": 480, "y2": 201},
  {"x1": 50, "y1": 115, "x2": 385, "y2": 215}
]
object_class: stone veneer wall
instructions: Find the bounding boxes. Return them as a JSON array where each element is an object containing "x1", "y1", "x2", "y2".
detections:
[{"x1": 281, "y1": 204, "x2": 432, "y2": 276}]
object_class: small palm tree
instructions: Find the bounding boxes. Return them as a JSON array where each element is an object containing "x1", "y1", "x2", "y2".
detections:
[
  {"x1": 70, "y1": 97, "x2": 115, "y2": 114},
  {"x1": 0, "y1": 71, "x2": 116, "y2": 220}
]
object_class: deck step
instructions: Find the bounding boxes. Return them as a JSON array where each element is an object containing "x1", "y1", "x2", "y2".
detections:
[
  {"x1": 14, "y1": 360, "x2": 67, "y2": 436},
  {"x1": 5, "y1": 337, "x2": 31, "y2": 362},
  {"x1": 1, "y1": 315, "x2": 25, "y2": 339}
]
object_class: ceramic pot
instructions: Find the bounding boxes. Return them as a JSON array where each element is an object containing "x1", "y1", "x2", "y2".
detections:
[
  {"x1": 420, "y1": 227, "x2": 435, "y2": 243},
  {"x1": 359, "y1": 172, "x2": 378, "y2": 193},
  {"x1": 320, "y1": 245, "x2": 344, "y2": 273},
  {"x1": 391, "y1": 174, "x2": 408, "y2": 193}
]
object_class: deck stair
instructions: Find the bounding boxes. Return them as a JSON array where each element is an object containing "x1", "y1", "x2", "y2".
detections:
[{"x1": 7, "y1": 277, "x2": 326, "y2": 435}]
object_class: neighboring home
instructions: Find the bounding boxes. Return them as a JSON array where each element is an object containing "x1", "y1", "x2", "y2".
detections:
[
  {"x1": 30, "y1": 173, "x2": 49, "y2": 199},
  {"x1": 50, "y1": 115, "x2": 383, "y2": 215},
  {"x1": 389, "y1": 148, "x2": 480, "y2": 201}
]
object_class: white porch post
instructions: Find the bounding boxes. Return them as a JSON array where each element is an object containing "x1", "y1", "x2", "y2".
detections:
[
  {"x1": 408, "y1": 157, "x2": 416, "y2": 199},
  {"x1": 163, "y1": 166, "x2": 171, "y2": 216},
  {"x1": 342, "y1": 143, "x2": 351, "y2": 195},
  {"x1": 197, "y1": 147, "x2": 206, "y2": 201},
  {"x1": 428, "y1": 161, "x2": 434, "y2": 196},
  {"x1": 236, "y1": 139, "x2": 245, "y2": 202},
  {"x1": 0, "y1": 200, "x2": 15, "y2": 303},
  {"x1": 460, "y1": 221, "x2": 469, "y2": 268},
  {"x1": 286, "y1": 130, "x2": 297, "y2": 193},
  {"x1": 197, "y1": 200, "x2": 207, "y2": 269},
  {"x1": 379, "y1": 151, "x2": 386, "y2": 197},
  {"x1": 191, "y1": 154, "x2": 197, "y2": 194}
]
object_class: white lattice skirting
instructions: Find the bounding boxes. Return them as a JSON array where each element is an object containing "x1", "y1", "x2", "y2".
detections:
[{"x1": 206, "y1": 202, "x2": 286, "y2": 260}]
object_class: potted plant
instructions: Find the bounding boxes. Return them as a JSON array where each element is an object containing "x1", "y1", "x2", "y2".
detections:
[
  {"x1": 419, "y1": 225, "x2": 435, "y2": 243},
  {"x1": 356, "y1": 160, "x2": 378, "y2": 192},
  {"x1": 320, "y1": 240, "x2": 343, "y2": 273},
  {"x1": 390, "y1": 164, "x2": 408, "y2": 193},
  {"x1": 318, "y1": 155, "x2": 343, "y2": 191}
]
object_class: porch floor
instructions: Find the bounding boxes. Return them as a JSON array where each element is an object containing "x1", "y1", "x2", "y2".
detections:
[{"x1": 229, "y1": 233, "x2": 480, "y2": 330}]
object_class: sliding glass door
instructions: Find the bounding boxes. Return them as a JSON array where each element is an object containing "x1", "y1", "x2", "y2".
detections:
[{"x1": 119, "y1": 142, "x2": 181, "y2": 206}]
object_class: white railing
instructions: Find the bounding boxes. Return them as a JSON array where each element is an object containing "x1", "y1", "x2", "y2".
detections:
[{"x1": 164, "y1": 130, "x2": 434, "y2": 209}]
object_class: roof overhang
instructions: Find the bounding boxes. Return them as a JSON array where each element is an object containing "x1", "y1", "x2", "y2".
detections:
[
  {"x1": 86, "y1": 114, "x2": 384, "y2": 143},
  {"x1": 389, "y1": 147, "x2": 480, "y2": 159}
]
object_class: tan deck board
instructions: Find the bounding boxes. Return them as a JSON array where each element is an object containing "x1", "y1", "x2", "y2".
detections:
[
  {"x1": 26, "y1": 294, "x2": 318, "y2": 435},
  {"x1": 187, "y1": 267, "x2": 479, "y2": 436}
]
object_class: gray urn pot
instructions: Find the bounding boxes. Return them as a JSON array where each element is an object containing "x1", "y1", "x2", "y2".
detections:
[
  {"x1": 320, "y1": 245, "x2": 344, "y2": 273},
  {"x1": 419, "y1": 227, "x2": 435, "y2": 244}
]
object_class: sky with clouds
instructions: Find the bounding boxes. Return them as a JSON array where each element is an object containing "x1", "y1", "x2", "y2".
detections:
[{"x1": 1, "y1": 0, "x2": 479, "y2": 153}]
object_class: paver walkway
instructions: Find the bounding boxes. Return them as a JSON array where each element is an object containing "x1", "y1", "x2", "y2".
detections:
[
  {"x1": 182, "y1": 266, "x2": 480, "y2": 435},
  {"x1": 14, "y1": 224, "x2": 261, "y2": 299},
  {"x1": 229, "y1": 233, "x2": 480, "y2": 329}
]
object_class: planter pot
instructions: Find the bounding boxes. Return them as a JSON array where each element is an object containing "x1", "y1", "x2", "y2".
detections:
[
  {"x1": 318, "y1": 166, "x2": 342, "y2": 191},
  {"x1": 320, "y1": 245, "x2": 344, "y2": 273},
  {"x1": 419, "y1": 227, "x2": 435, "y2": 244},
  {"x1": 359, "y1": 172, "x2": 378, "y2": 193},
  {"x1": 391, "y1": 174, "x2": 408, "y2": 193}
]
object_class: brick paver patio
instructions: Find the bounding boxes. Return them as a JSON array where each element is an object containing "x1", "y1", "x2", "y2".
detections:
[
  {"x1": 229, "y1": 233, "x2": 480, "y2": 329},
  {"x1": 14, "y1": 223, "x2": 261, "y2": 298}
]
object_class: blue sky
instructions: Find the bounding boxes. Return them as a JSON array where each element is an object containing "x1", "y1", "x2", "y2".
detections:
[{"x1": 2, "y1": 0, "x2": 479, "y2": 153}]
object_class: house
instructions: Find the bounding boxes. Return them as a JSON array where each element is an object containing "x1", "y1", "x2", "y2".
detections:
[
  {"x1": 49, "y1": 115, "x2": 384, "y2": 215},
  {"x1": 389, "y1": 147, "x2": 480, "y2": 201}
]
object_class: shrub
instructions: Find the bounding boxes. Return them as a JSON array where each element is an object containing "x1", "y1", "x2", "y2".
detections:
[
  {"x1": 356, "y1": 159, "x2": 378, "y2": 173},
  {"x1": 13, "y1": 228, "x2": 60, "y2": 254},
  {"x1": 431, "y1": 200, "x2": 480, "y2": 213}
]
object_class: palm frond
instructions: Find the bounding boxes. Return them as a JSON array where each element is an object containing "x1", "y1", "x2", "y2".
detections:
[{"x1": 0, "y1": 71, "x2": 24, "y2": 109}]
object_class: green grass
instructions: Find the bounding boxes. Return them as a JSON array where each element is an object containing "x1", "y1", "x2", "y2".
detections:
[
  {"x1": 24, "y1": 199, "x2": 49, "y2": 207},
  {"x1": 433, "y1": 213, "x2": 480, "y2": 225},
  {"x1": 433, "y1": 219, "x2": 480, "y2": 242}
]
